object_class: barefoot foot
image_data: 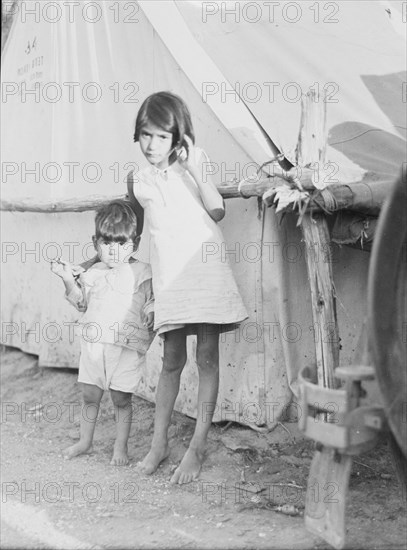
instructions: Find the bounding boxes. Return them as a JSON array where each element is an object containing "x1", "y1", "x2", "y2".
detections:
[
  {"x1": 110, "y1": 444, "x2": 129, "y2": 466},
  {"x1": 63, "y1": 441, "x2": 93, "y2": 460},
  {"x1": 137, "y1": 445, "x2": 169, "y2": 475},
  {"x1": 170, "y1": 447, "x2": 204, "y2": 485}
]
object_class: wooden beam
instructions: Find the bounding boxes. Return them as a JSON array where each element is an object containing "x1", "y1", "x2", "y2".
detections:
[
  {"x1": 0, "y1": 168, "x2": 290, "y2": 213},
  {"x1": 0, "y1": 194, "x2": 124, "y2": 213},
  {"x1": 0, "y1": 172, "x2": 386, "y2": 214}
]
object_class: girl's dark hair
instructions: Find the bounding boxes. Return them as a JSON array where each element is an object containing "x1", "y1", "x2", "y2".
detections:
[
  {"x1": 133, "y1": 91, "x2": 195, "y2": 148},
  {"x1": 94, "y1": 200, "x2": 139, "y2": 245}
]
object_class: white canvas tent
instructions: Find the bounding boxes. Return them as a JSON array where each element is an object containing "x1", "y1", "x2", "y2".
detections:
[{"x1": 1, "y1": 0, "x2": 406, "y2": 426}]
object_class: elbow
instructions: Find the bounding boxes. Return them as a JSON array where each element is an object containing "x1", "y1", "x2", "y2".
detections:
[
  {"x1": 211, "y1": 199, "x2": 226, "y2": 221},
  {"x1": 211, "y1": 207, "x2": 225, "y2": 222}
]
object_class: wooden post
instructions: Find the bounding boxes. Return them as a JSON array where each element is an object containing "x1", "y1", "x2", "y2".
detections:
[
  {"x1": 298, "y1": 90, "x2": 339, "y2": 389},
  {"x1": 299, "y1": 89, "x2": 349, "y2": 550}
]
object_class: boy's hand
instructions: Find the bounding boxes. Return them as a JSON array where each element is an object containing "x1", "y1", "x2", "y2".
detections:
[
  {"x1": 50, "y1": 259, "x2": 75, "y2": 281},
  {"x1": 143, "y1": 312, "x2": 154, "y2": 330}
]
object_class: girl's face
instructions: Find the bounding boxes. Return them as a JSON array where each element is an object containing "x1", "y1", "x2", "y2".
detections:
[
  {"x1": 95, "y1": 239, "x2": 134, "y2": 268},
  {"x1": 139, "y1": 122, "x2": 174, "y2": 170}
]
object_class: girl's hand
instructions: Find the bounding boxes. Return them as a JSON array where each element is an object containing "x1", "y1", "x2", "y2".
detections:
[
  {"x1": 143, "y1": 311, "x2": 154, "y2": 330},
  {"x1": 177, "y1": 135, "x2": 197, "y2": 174}
]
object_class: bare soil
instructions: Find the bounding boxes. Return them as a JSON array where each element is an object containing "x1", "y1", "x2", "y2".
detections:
[{"x1": 1, "y1": 347, "x2": 406, "y2": 549}]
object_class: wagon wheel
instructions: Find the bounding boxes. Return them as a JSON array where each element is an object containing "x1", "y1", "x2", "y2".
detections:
[{"x1": 367, "y1": 168, "x2": 407, "y2": 489}]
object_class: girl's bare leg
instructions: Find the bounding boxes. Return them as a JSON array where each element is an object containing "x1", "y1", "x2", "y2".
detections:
[
  {"x1": 64, "y1": 383, "x2": 103, "y2": 459},
  {"x1": 171, "y1": 325, "x2": 219, "y2": 484},
  {"x1": 137, "y1": 328, "x2": 187, "y2": 474},
  {"x1": 110, "y1": 390, "x2": 133, "y2": 465}
]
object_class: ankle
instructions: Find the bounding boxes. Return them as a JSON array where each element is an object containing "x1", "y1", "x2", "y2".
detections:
[
  {"x1": 114, "y1": 440, "x2": 128, "y2": 449},
  {"x1": 76, "y1": 438, "x2": 93, "y2": 449},
  {"x1": 150, "y1": 437, "x2": 168, "y2": 450},
  {"x1": 188, "y1": 439, "x2": 206, "y2": 454}
]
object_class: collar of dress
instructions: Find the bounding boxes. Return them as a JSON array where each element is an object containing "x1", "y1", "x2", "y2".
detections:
[{"x1": 149, "y1": 161, "x2": 184, "y2": 181}]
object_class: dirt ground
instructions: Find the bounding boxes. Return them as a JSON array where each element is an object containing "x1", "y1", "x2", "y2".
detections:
[{"x1": 1, "y1": 347, "x2": 406, "y2": 550}]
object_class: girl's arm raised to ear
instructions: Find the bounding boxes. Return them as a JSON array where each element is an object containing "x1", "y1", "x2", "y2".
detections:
[{"x1": 182, "y1": 137, "x2": 225, "y2": 222}]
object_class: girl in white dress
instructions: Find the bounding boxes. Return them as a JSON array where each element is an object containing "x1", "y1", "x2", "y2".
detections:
[{"x1": 132, "y1": 91, "x2": 248, "y2": 484}]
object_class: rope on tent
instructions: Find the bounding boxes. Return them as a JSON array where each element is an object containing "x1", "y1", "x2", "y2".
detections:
[
  {"x1": 318, "y1": 188, "x2": 338, "y2": 212},
  {"x1": 237, "y1": 154, "x2": 305, "y2": 201},
  {"x1": 237, "y1": 175, "x2": 258, "y2": 198}
]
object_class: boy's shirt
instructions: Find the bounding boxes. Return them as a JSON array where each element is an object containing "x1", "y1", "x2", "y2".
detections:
[{"x1": 66, "y1": 259, "x2": 155, "y2": 354}]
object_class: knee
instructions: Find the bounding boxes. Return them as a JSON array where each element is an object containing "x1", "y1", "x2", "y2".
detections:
[
  {"x1": 110, "y1": 390, "x2": 132, "y2": 409},
  {"x1": 82, "y1": 385, "x2": 101, "y2": 405},
  {"x1": 196, "y1": 345, "x2": 219, "y2": 372},
  {"x1": 162, "y1": 343, "x2": 187, "y2": 374}
]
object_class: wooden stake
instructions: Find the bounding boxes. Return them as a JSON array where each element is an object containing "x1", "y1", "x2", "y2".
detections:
[{"x1": 298, "y1": 90, "x2": 339, "y2": 389}]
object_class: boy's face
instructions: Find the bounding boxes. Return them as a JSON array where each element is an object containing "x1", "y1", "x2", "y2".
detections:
[{"x1": 93, "y1": 238, "x2": 135, "y2": 268}]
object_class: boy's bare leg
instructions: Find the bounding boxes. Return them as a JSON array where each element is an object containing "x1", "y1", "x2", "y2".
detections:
[
  {"x1": 110, "y1": 390, "x2": 133, "y2": 466},
  {"x1": 137, "y1": 328, "x2": 187, "y2": 474},
  {"x1": 171, "y1": 325, "x2": 219, "y2": 485},
  {"x1": 64, "y1": 383, "x2": 103, "y2": 459}
]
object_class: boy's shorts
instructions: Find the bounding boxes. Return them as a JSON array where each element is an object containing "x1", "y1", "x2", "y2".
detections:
[{"x1": 78, "y1": 341, "x2": 145, "y2": 393}]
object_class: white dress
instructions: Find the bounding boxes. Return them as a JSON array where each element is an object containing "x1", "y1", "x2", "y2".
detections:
[{"x1": 133, "y1": 148, "x2": 248, "y2": 335}]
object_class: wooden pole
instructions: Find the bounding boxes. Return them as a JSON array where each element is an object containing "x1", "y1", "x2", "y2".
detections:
[
  {"x1": 0, "y1": 174, "x2": 286, "y2": 213},
  {"x1": 0, "y1": 174, "x2": 385, "y2": 214},
  {"x1": 298, "y1": 90, "x2": 339, "y2": 389},
  {"x1": 0, "y1": 194, "x2": 123, "y2": 213}
]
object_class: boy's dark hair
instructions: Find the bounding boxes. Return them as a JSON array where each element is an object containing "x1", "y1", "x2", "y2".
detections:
[
  {"x1": 133, "y1": 91, "x2": 195, "y2": 148},
  {"x1": 94, "y1": 200, "x2": 139, "y2": 244}
]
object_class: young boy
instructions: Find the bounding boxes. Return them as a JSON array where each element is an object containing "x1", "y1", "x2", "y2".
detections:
[{"x1": 51, "y1": 200, "x2": 155, "y2": 465}]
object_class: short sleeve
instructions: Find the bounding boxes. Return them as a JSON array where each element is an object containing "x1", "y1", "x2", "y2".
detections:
[{"x1": 65, "y1": 283, "x2": 87, "y2": 312}]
